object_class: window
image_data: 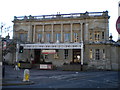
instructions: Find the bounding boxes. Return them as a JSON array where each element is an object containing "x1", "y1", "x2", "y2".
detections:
[
  {"x1": 89, "y1": 33, "x2": 92, "y2": 40},
  {"x1": 19, "y1": 33, "x2": 27, "y2": 41},
  {"x1": 64, "y1": 33, "x2": 70, "y2": 42},
  {"x1": 89, "y1": 49, "x2": 93, "y2": 59},
  {"x1": 74, "y1": 33, "x2": 78, "y2": 42},
  {"x1": 46, "y1": 33, "x2": 51, "y2": 42},
  {"x1": 56, "y1": 33, "x2": 61, "y2": 43},
  {"x1": 94, "y1": 32, "x2": 100, "y2": 41},
  {"x1": 54, "y1": 50, "x2": 59, "y2": 59},
  {"x1": 64, "y1": 49, "x2": 68, "y2": 59},
  {"x1": 95, "y1": 49, "x2": 100, "y2": 60},
  {"x1": 38, "y1": 33, "x2": 42, "y2": 42},
  {"x1": 45, "y1": 54, "x2": 48, "y2": 59},
  {"x1": 102, "y1": 32, "x2": 104, "y2": 40},
  {"x1": 102, "y1": 49, "x2": 105, "y2": 59}
]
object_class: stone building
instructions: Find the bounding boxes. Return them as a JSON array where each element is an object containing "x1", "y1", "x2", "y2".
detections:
[{"x1": 12, "y1": 11, "x2": 120, "y2": 70}]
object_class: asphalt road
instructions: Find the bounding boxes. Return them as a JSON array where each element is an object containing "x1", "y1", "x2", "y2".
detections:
[{"x1": 2, "y1": 65, "x2": 120, "y2": 89}]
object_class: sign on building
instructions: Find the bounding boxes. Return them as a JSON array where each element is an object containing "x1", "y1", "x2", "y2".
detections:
[{"x1": 41, "y1": 50, "x2": 56, "y2": 54}]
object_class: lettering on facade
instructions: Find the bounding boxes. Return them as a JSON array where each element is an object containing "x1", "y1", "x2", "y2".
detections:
[{"x1": 21, "y1": 43, "x2": 82, "y2": 49}]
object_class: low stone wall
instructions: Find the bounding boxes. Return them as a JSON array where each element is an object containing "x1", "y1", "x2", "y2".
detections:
[{"x1": 62, "y1": 64, "x2": 88, "y2": 71}]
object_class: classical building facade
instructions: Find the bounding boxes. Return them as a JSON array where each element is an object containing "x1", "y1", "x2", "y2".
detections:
[{"x1": 12, "y1": 11, "x2": 120, "y2": 70}]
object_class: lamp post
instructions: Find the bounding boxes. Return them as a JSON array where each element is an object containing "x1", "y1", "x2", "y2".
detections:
[
  {"x1": 80, "y1": 23, "x2": 84, "y2": 71},
  {"x1": 1, "y1": 24, "x2": 5, "y2": 78},
  {"x1": 81, "y1": 42, "x2": 84, "y2": 71}
]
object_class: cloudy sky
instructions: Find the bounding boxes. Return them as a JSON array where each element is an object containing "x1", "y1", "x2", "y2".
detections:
[{"x1": 0, "y1": 0, "x2": 119, "y2": 41}]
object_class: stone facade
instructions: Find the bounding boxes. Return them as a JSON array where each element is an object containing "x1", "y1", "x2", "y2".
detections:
[{"x1": 12, "y1": 11, "x2": 120, "y2": 70}]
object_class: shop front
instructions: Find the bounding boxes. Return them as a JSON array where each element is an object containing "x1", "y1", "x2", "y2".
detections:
[{"x1": 21, "y1": 43, "x2": 83, "y2": 69}]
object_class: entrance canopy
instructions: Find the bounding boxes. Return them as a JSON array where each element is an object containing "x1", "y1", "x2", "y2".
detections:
[{"x1": 21, "y1": 43, "x2": 82, "y2": 49}]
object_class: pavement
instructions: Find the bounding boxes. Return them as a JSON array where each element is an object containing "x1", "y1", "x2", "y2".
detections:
[{"x1": 2, "y1": 65, "x2": 35, "y2": 86}]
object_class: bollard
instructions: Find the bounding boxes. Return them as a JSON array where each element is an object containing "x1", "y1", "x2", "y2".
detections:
[{"x1": 23, "y1": 69, "x2": 30, "y2": 82}]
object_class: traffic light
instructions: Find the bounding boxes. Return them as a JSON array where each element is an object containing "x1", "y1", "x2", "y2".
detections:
[{"x1": 19, "y1": 46, "x2": 24, "y2": 53}]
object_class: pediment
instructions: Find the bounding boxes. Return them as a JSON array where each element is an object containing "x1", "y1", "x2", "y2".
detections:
[
  {"x1": 89, "y1": 27, "x2": 105, "y2": 30},
  {"x1": 15, "y1": 29, "x2": 27, "y2": 32}
]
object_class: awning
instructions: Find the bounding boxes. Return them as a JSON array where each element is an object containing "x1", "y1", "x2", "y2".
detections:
[{"x1": 21, "y1": 43, "x2": 83, "y2": 49}]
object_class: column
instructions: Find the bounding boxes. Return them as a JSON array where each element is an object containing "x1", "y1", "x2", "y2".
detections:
[
  {"x1": 42, "y1": 25, "x2": 45, "y2": 42},
  {"x1": 70, "y1": 23, "x2": 73, "y2": 42},
  {"x1": 33, "y1": 25, "x2": 36, "y2": 42},
  {"x1": 105, "y1": 21, "x2": 109, "y2": 41},
  {"x1": 61, "y1": 24, "x2": 63, "y2": 42},
  {"x1": 85, "y1": 23, "x2": 88, "y2": 41},
  {"x1": 27, "y1": 25, "x2": 31, "y2": 42},
  {"x1": 80, "y1": 23, "x2": 83, "y2": 42},
  {"x1": 51, "y1": 24, "x2": 54, "y2": 42},
  {"x1": 80, "y1": 23, "x2": 83, "y2": 66}
]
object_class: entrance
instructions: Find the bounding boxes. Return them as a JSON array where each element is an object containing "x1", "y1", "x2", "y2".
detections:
[
  {"x1": 34, "y1": 49, "x2": 41, "y2": 63},
  {"x1": 72, "y1": 49, "x2": 81, "y2": 63}
]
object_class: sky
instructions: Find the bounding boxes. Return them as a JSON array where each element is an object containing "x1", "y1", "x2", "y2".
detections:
[{"x1": 0, "y1": 0, "x2": 119, "y2": 41}]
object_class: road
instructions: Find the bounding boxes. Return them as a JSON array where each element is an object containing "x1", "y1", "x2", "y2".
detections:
[{"x1": 2, "y1": 65, "x2": 120, "y2": 89}]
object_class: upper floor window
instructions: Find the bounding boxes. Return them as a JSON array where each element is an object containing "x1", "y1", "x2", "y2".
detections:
[
  {"x1": 64, "y1": 33, "x2": 70, "y2": 42},
  {"x1": 74, "y1": 33, "x2": 78, "y2": 42},
  {"x1": 56, "y1": 33, "x2": 61, "y2": 43},
  {"x1": 46, "y1": 33, "x2": 51, "y2": 42},
  {"x1": 89, "y1": 32, "x2": 92, "y2": 40},
  {"x1": 37, "y1": 33, "x2": 42, "y2": 42},
  {"x1": 94, "y1": 32, "x2": 100, "y2": 42},
  {"x1": 19, "y1": 33, "x2": 27, "y2": 42},
  {"x1": 102, "y1": 32, "x2": 105, "y2": 40}
]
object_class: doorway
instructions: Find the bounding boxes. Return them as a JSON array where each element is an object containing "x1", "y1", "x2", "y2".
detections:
[
  {"x1": 34, "y1": 49, "x2": 41, "y2": 63},
  {"x1": 72, "y1": 49, "x2": 81, "y2": 63}
]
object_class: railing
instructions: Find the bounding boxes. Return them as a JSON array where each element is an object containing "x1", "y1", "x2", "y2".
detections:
[{"x1": 14, "y1": 11, "x2": 109, "y2": 21}]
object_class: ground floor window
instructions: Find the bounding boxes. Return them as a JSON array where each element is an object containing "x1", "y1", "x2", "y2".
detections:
[
  {"x1": 102, "y1": 49, "x2": 105, "y2": 59},
  {"x1": 95, "y1": 49, "x2": 100, "y2": 60},
  {"x1": 54, "y1": 50, "x2": 59, "y2": 59},
  {"x1": 64, "y1": 49, "x2": 68, "y2": 59},
  {"x1": 89, "y1": 49, "x2": 93, "y2": 59}
]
